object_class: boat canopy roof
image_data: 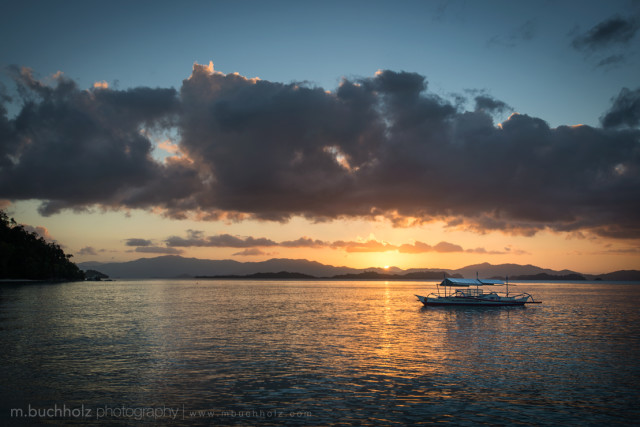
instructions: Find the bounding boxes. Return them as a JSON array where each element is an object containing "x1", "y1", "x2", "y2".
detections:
[{"x1": 440, "y1": 278, "x2": 505, "y2": 287}]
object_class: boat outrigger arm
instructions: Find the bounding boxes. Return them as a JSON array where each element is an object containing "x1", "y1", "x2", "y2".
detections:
[{"x1": 416, "y1": 277, "x2": 542, "y2": 306}]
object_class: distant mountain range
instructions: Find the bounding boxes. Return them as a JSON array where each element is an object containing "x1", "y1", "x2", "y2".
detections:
[
  {"x1": 78, "y1": 256, "x2": 640, "y2": 281},
  {"x1": 79, "y1": 256, "x2": 360, "y2": 278}
]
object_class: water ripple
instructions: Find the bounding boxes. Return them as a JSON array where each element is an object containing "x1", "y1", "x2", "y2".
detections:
[{"x1": 1, "y1": 280, "x2": 639, "y2": 424}]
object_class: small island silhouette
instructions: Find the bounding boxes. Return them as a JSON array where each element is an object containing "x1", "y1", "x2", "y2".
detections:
[{"x1": 196, "y1": 270, "x2": 461, "y2": 281}]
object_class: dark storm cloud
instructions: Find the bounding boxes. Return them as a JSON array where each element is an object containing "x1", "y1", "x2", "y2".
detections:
[
  {"x1": 474, "y1": 95, "x2": 512, "y2": 114},
  {"x1": 124, "y1": 237, "x2": 182, "y2": 254},
  {"x1": 572, "y1": 16, "x2": 639, "y2": 51},
  {"x1": 0, "y1": 86, "x2": 15, "y2": 170},
  {"x1": 165, "y1": 233, "x2": 325, "y2": 249},
  {"x1": 2, "y1": 63, "x2": 639, "y2": 238},
  {"x1": 601, "y1": 87, "x2": 640, "y2": 129},
  {"x1": 0, "y1": 66, "x2": 203, "y2": 216},
  {"x1": 78, "y1": 246, "x2": 98, "y2": 256},
  {"x1": 165, "y1": 233, "x2": 278, "y2": 248},
  {"x1": 279, "y1": 237, "x2": 327, "y2": 248},
  {"x1": 125, "y1": 238, "x2": 153, "y2": 247},
  {"x1": 177, "y1": 63, "x2": 389, "y2": 220},
  {"x1": 176, "y1": 63, "x2": 640, "y2": 237}
]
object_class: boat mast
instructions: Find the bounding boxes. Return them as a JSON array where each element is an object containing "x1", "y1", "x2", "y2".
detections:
[{"x1": 443, "y1": 273, "x2": 448, "y2": 297}]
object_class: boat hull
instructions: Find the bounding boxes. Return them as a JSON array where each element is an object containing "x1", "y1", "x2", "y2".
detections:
[{"x1": 415, "y1": 294, "x2": 534, "y2": 307}]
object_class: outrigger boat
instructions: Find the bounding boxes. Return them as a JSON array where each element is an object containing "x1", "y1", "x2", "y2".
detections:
[{"x1": 416, "y1": 277, "x2": 541, "y2": 307}]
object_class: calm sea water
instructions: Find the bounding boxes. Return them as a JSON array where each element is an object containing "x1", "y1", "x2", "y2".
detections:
[{"x1": 1, "y1": 280, "x2": 639, "y2": 425}]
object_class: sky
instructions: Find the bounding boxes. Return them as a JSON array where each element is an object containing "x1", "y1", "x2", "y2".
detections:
[{"x1": 1, "y1": 0, "x2": 639, "y2": 274}]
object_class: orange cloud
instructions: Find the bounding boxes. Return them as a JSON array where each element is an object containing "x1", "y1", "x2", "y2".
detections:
[
  {"x1": 331, "y1": 239, "x2": 397, "y2": 253},
  {"x1": 157, "y1": 140, "x2": 179, "y2": 154},
  {"x1": 22, "y1": 224, "x2": 54, "y2": 241},
  {"x1": 158, "y1": 231, "x2": 518, "y2": 256},
  {"x1": 398, "y1": 241, "x2": 433, "y2": 253}
]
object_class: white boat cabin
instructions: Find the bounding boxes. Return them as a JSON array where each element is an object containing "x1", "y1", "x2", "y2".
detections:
[{"x1": 439, "y1": 278, "x2": 505, "y2": 297}]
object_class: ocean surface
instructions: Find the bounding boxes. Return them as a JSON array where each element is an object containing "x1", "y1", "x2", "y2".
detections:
[{"x1": 1, "y1": 280, "x2": 639, "y2": 425}]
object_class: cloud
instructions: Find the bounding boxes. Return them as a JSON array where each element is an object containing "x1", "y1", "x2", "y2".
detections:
[
  {"x1": 78, "y1": 246, "x2": 97, "y2": 256},
  {"x1": 166, "y1": 232, "x2": 326, "y2": 249},
  {"x1": 331, "y1": 239, "x2": 397, "y2": 253},
  {"x1": 0, "y1": 66, "x2": 202, "y2": 216},
  {"x1": 22, "y1": 224, "x2": 53, "y2": 241},
  {"x1": 1, "y1": 63, "x2": 639, "y2": 238},
  {"x1": 160, "y1": 231, "x2": 513, "y2": 256},
  {"x1": 93, "y1": 81, "x2": 109, "y2": 89},
  {"x1": 125, "y1": 238, "x2": 153, "y2": 247},
  {"x1": 175, "y1": 64, "x2": 640, "y2": 237},
  {"x1": 432, "y1": 241, "x2": 464, "y2": 252},
  {"x1": 466, "y1": 247, "x2": 515, "y2": 255},
  {"x1": 571, "y1": 16, "x2": 639, "y2": 68},
  {"x1": 279, "y1": 237, "x2": 327, "y2": 248},
  {"x1": 232, "y1": 248, "x2": 271, "y2": 256},
  {"x1": 398, "y1": 241, "x2": 476, "y2": 254},
  {"x1": 398, "y1": 241, "x2": 434, "y2": 254},
  {"x1": 157, "y1": 139, "x2": 180, "y2": 154},
  {"x1": 124, "y1": 237, "x2": 183, "y2": 254},
  {"x1": 474, "y1": 95, "x2": 512, "y2": 115},
  {"x1": 596, "y1": 54, "x2": 626, "y2": 68},
  {"x1": 572, "y1": 16, "x2": 639, "y2": 51},
  {"x1": 601, "y1": 87, "x2": 640, "y2": 129},
  {"x1": 165, "y1": 233, "x2": 278, "y2": 248}
]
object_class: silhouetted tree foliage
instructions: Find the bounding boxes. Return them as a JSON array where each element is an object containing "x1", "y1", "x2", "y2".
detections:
[{"x1": 0, "y1": 210, "x2": 84, "y2": 281}]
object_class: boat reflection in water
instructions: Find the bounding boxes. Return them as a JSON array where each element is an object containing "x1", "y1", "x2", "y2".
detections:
[{"x1": 416, "y1": 277, "x2": 541, "y2": 307}]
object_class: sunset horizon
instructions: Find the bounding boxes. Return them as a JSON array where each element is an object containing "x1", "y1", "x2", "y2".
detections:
[
  {"x1": 2, "y1": 2, "x2": 640, "y2": 424},
  {"x1": 2, "y1": 0, "x2": 639, "y2": 275}
]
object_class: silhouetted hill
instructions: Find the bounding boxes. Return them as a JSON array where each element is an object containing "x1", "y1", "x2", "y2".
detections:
[
  {"x1": 79, "y1": 256, "x2": 359, "y2": 278},
  {"x1": 402, "y1": 271, "x2": 463, "y2": 280},
  {"x1": 0, "y1": 210, "x2": 84, "y2": 281},
  {"x1": 84, "y1": 269, "x2": 109, "y2": 280},
  {"x1": 332, "y1": 271, "x2": 397, "y2": 280},
  {"x1": 588, "y1": 270, "x2": 640, "y2": 281},
  {"x1": 509, "y1": 273, "x2": 586, "y2": 281},
  {"x1": 455, "y1": 262, "x2": 580, "y2": 279},
  {"x1": 331, "y1": 271, "x2": 460, "y2": 280},
  {"x1": 197, "y1": 271, "x2": 315, "y2": 279},
  {"x1": 81, "y1": 256, "x2": 242, "y2": 278},
  {"x1": 78, "y1": 255, "x2": 640, "y2": 282}
]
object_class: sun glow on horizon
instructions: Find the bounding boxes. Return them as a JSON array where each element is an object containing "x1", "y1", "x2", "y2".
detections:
[{"x1": 6, "y1": 198, "x2": 639, "y2": 275}]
